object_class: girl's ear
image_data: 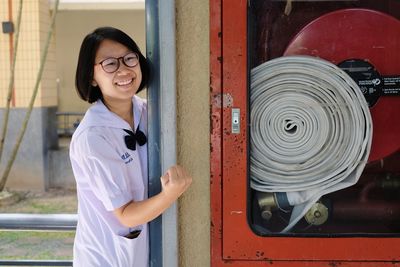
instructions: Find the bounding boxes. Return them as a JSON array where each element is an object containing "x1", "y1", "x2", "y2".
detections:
[{"x1": 91, "y1": 80, "x2": 98, "y2": 87}]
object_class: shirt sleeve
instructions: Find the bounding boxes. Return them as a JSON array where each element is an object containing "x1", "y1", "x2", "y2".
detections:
[{"x1": 75, "y1": 131, "x2": 133, "y2": 211}]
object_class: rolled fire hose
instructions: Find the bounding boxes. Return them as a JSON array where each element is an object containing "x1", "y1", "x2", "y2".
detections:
[{"x1": 250, "y1": 56, "x2": 373, "y2": 232}]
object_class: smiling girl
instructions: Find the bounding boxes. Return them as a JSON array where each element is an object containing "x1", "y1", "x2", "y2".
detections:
[{"x1": 70, "y1": 27, "x2": 192, "y2": 267}]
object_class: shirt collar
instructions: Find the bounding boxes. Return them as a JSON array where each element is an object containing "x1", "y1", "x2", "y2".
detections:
[{"x1": 77, "y1": 95, "x2": 145, "y2": 132}]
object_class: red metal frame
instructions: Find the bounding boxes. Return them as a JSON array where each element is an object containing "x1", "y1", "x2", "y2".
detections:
[{"x1": 210, "y1": 0, "x2": 400, "y2": 266}]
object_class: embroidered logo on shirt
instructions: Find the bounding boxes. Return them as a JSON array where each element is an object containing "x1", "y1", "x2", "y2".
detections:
[{"x1": 121, "y1": 152, "x2": 133, "y2": 164}]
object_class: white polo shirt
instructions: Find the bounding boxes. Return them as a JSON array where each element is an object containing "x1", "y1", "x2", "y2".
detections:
[{"x1": 70, "y1": 95, "x2": 148, "y2": 267}]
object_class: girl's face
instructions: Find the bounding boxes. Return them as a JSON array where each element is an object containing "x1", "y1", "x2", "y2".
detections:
[{"x1": 92, "y1": 39, "x2": 142, "y2": 103}]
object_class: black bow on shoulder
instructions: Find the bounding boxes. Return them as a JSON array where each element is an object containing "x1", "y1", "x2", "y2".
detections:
[{"x1": 123, "y1": 128, "x2": 147, "y2": 151}]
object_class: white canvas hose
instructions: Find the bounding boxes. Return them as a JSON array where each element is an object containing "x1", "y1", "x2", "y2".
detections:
[{"x1": 250, "y1": 56, "x2": 372, "y2": 232}]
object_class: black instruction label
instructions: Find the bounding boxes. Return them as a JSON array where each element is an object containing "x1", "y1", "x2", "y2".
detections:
[
  {"x1": 338, "y1": 59, "x2": 400, "y2": 107},
  {"x1": 338, "y1": 59, "x2": 382, "y2": 107}
]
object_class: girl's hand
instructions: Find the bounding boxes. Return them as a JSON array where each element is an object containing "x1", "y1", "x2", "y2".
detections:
[{"x1": 160, "y1": 165, "x2": 192, "y2": 201}]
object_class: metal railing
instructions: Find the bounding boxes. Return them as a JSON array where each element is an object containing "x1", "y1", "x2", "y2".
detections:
[
  {"x1": 0, "y1": 213, "x2": 77, "y2": 266},
  {"x1": 56, "y1": 112, "x2": 85, "y2": 137},
  {"x1": 0, "y1": 260, "x2": 73, "y2": 266}
]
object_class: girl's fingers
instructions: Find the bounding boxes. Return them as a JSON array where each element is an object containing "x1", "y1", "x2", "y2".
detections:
[{"x1": 160, "y1": 172, "x2": 169, "y2": 185}]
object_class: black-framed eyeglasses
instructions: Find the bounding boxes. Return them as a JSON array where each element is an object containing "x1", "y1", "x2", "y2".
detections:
[{"x1": 96, "y1": 52, "x2": 139, "y2": 73}]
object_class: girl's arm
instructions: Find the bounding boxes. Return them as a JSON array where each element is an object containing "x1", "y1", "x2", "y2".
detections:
[{"x1": 113, "y1": 165, "x2": 192, "y2": 227}]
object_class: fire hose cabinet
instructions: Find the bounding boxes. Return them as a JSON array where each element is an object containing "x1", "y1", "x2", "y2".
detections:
[{"x1": 210, "y1": 0, "x2": 400, "y2": 266}]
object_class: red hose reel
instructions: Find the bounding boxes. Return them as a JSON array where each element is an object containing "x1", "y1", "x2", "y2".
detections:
[{"x1": 284, "y1": 8, "x2": 400, "y2": 163}]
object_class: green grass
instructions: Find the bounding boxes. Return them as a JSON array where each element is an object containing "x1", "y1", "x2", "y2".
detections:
[
  {"x1": 0, "y1": 230, "x2": 75, "y2": 260},
  {"x1": 29, "y1": 202, "x2": 67, "y2": 213},
  {"x1": 0, "y1": 190, "x2": 77, "y2": 214}
]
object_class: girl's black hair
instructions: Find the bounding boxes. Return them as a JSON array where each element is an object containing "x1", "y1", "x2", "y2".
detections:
[{"x1": 75, "y1": 27, "x2": 150, "y2": 103}]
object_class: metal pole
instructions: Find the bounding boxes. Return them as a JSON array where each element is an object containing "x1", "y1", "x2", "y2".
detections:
[
  {"x1": 159, "y1": 1, "x2": 178, "y2": 266},
  {"x1": 0, "y1": 260, "x2": 72, "y2": 266},
  {"x1": 146, "y1": 0, "x2": 163, "y2": 266},
  {"x1": 146, "y1": 0, "x2": 178, "y2": 266},
  {"x1": 0, "y1": 213, "x2": 77, "y2": 230}
]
